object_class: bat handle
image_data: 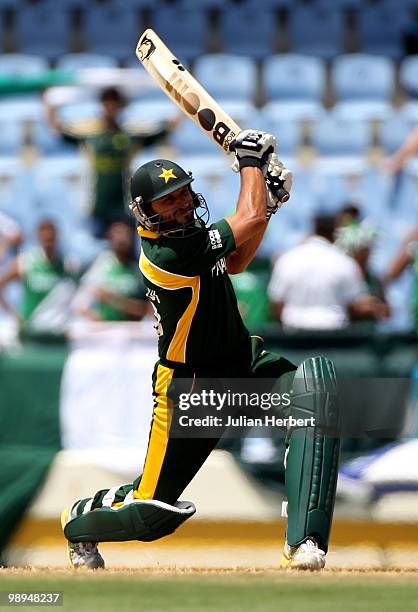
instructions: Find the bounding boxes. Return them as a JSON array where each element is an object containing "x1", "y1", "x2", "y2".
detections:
[{"x1": 276, "y1": 188, "x2": 290, "y2": 204}]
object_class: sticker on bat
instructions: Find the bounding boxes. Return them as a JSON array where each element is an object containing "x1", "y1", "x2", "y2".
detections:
[
  {"x1": 137, "y1": 34, "x2": 156, "y2": 61},
  {"x1": 164, "y1": 71, "x2": 236, "y2": 151}
]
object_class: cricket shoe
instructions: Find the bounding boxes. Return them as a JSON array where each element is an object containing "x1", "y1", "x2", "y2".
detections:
[
  {"x1": 61, "y1": 503, "x2": 105, "y2": 570},
  {"x1": 280, "y1": 538, "x2": 326, "y2": 571}
]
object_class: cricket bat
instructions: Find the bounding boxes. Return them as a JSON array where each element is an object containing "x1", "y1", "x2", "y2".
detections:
[{"x1": 135, "y1": 29, "x2": 288, "y2": 203}]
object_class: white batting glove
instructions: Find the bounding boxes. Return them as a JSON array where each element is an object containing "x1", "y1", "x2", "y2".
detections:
[
  {"x1": 265, "y1": 153, "x2": 292, "y2": 217},
  {"x1": 230, "y1": 129, "x2": 276, "y2": 173}
]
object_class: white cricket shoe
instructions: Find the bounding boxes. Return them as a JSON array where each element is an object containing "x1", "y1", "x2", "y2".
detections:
[
  {"x1": 280, "y1": 538, "x2": 326, "y2": 570},
  {"x1": 61, "y1": 504, "x2": 105, "y2": 570}
]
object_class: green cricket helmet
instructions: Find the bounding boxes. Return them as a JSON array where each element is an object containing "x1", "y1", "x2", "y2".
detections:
[{"x1": 129, "y1": 159, "x2": 209, "y2": 235}]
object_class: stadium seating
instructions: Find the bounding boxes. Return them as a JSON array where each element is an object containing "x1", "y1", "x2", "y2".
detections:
[
  {"x1": 311, "y1": 115, "x2": 372, "y2": 156},
  {"x1": 253, "y1": 113, "x2": 302, "y2": 157},
  {"x1": 332, "y1": 55, "x2": 395, "y2": 103},
  {"x1": 357, "y1": 3, "x2": 408, "y2": 59},
  {"x1": 150, "y1": 7, "x2": 208, "y2": 61},
  {"x1": 0, "y1": 121, "x2": 24, "y2": 155},
  {"x1": 193, "y1": 54, "x2": 257, "y2": 102},
  {"x1": 56, "y1": 53, "x2": 119, "y2": 71},
  {"x1": 263, "y1": 100, "x2": 324, "y2": 122},
  {"x1": 400, "y1": 55, "x2": 418, "y2": 98},
  {"x1": 218, "y1": 7, "x2": 277, "y2": 59},
  {"x1": 379, "y1": 114, "x2": 413, "y2": 154},
  {"x1": 331, "y1": 54, "x2": 395, "y2": 121},
  {"x1": 288, "y1": 5, "x2": 344, "y2": 59},
  {"x1": 14, "y1": 4, "x2": 73, "y2": 59},
  {"x1": 262, "y1": 54, "x2": 325, "y2": 102},
  {"x1": 82, "y1": 4, "x2": 141, "y2": 62},
  {"x1": 0, "y1": 54, "x2": 49, "y2": 75}
]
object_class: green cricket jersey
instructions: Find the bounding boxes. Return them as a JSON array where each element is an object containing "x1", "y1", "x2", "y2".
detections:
[
  {"x1": 138, "y1": 219, "x2": 251, "y2": 366},
  {"x1": 18, "y1": 248, "x2": 71, "y2": 321},
  {"x1": 62, "y1": 119, "x2": 168, "y2": 219},
  {"x1": 83, "y1": 250, "x2": 147, "y2": 321}
]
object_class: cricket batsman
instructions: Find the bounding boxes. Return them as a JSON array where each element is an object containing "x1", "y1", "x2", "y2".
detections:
[{"x1": 61, "y1": 130, "x2": 340, "y2": 571}]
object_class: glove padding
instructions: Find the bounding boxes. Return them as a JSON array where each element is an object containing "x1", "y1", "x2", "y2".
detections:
[
  {"x1": 265, "y1": 153, "x2": 292, "y2": 218},
  {"x1": 230, "y1": 129, "x2": 276, "y2": 172}
]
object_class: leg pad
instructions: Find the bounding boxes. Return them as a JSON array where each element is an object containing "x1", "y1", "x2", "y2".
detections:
[{"x1": 64, "y1": 499, "x2": 196, "y2": 543}]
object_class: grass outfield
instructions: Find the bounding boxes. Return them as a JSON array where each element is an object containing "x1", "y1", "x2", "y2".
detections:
[{"x1": 1, "y1": 570, "x2": 418, "y2": 611}]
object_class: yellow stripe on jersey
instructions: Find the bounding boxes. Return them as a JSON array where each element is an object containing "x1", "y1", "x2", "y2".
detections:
[
  {"x1": 137, "y1": 227, "x2": 161, "y2": 239},
  {"x1": 134, "y1": 364, "x2": 174, "y2": 500},
  {"x1": 139, "y1": 250, "x2": 200, "y2": 364}
]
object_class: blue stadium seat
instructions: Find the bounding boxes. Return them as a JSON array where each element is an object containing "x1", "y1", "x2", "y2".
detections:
[
  {"x1": 262, "y1": 54, "x2": 326, "y2": 102},
  {"x1": 83, "y1": 5, "x2": 141, "y2": 62},
  {"x1": 314, "y1": 0, "x2": 362, "y2": 7},
  {"x1": 332, "y1": 100, "x2": 392, "y2": 121},
  {"x1": 193, "y1": 54, "x2": 257, "y2": 101},
  {"x1": 263, "y1": 100, "x2": 324, "y2": 122},
  {"x1": 253, "y1": 113, "x2": 302, "y2": 157},
  {"x1": 0, "y1": 54, "x2": 49, "y2": 76},
  {"x1": 288, "y1": 5, "x2": 344, "y2": 59},
  {"x1": 358, "y1": 4, "x2": 408, "y2": 60},
  {"x1": 311, "y1": 114, "x2": 372, "y2": 156},
  {"x1": 0, "y1": 97, "x2": 43, "y2": 122},
  {"x1": 219, "y1": 8, "x2": 277, "y2": 59},
  {"x1": 400, "y1": 55, "x2": 418, "y2": 97},
  {"x1": 240, "y1": 0, "x2": 292, "y2": 8},
  {"x1": 331, "y1": 54, "x2": 394, "y2": 121},
  {"x1": 380, "y1": 114, "x2": 414, "y2": 154},
  {"x1": 171, "y1": 121, "x2": 216, "y2": 155},
  {"x1": 56, "y1": 54, "x2": 119, "y2": 71},
  {"x1": 178, "y1": 0, "x2": 225, "y2": 8},
  {"x1": 151, "y1": 7, "x2": 208, "y2": 61},
  {"x1": 332, "y1": 54, "x2": 395, "y2": 102},
  {"x1": 14, "y1": 4, "x2": 72, "y2": 59},
  {"x1": 31, "y1": 120, "x2": 76, "y2": 156},
  {"x1": 0, "y1": 121, "x2": 24, "y2": 154}
]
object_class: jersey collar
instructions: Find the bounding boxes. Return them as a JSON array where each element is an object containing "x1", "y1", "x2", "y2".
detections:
[{"x1": 137, "y1": 227, "x2": 161, "y2": 239}]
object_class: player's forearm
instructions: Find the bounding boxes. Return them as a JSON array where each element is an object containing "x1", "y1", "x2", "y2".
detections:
[{"x1": 225, "y1": 168, "x2": 268, "y2": 248}]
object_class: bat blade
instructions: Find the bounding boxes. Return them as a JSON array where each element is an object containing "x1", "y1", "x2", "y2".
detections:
[{"x1": 136, "y1": 29, "x2": 241, "y2": 156}]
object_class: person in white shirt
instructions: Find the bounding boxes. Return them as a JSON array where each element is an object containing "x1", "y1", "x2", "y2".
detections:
[{"x1": 268, "y1": 214, "x2": 388, "y2": 330}]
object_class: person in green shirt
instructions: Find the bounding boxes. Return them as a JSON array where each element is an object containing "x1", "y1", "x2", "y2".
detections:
[
  {"x1": 61, "y1": 132, "x2": 340, "y2": 573},
  {"x1": 45, "y1": 86, "x2": 179, "y2": 238},
  {"x1": 0, "y1": 219, "x2": 76, "y2": 324},
  {"x1": 73, "y1": 218, "x2": 147, "y2": 322}
]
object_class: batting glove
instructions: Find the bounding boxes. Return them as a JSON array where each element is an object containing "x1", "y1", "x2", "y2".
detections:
[
  {"x1": 265, "y1": 153, "x2": 292, "y2": 217},
  {"x1": 230, "y1": 129, "x2": 276, "y2": 173}
]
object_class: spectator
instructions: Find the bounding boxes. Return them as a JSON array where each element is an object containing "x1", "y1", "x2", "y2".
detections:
[
  {"x1": 0, "y1": 211, "x2": 22, "y2": 263},
  {"x1": 336, "y1": 207, "x2": 390, "y2": 318},
  {"x1": 0, "y1": 219, "x2": 77, "y2": 325},
  {"x1": 268, "y1": 214, "x2": 388, "y2": 331},
  {"x1": 73, "y1": 218, "x2": 147, "y2": 322},
  {"x1": 45, "y1": 86, "x2": 180, "y2": 238}
]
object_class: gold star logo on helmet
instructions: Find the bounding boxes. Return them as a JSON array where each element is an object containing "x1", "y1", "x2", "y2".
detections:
[{"x1": 158, "y1": 167, "x2": 177, "y2": 184}]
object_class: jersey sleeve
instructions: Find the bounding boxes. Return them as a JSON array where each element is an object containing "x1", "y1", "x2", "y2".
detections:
[{"x1": 180, "y1": 219, "x2": 236, "y2": 275}]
